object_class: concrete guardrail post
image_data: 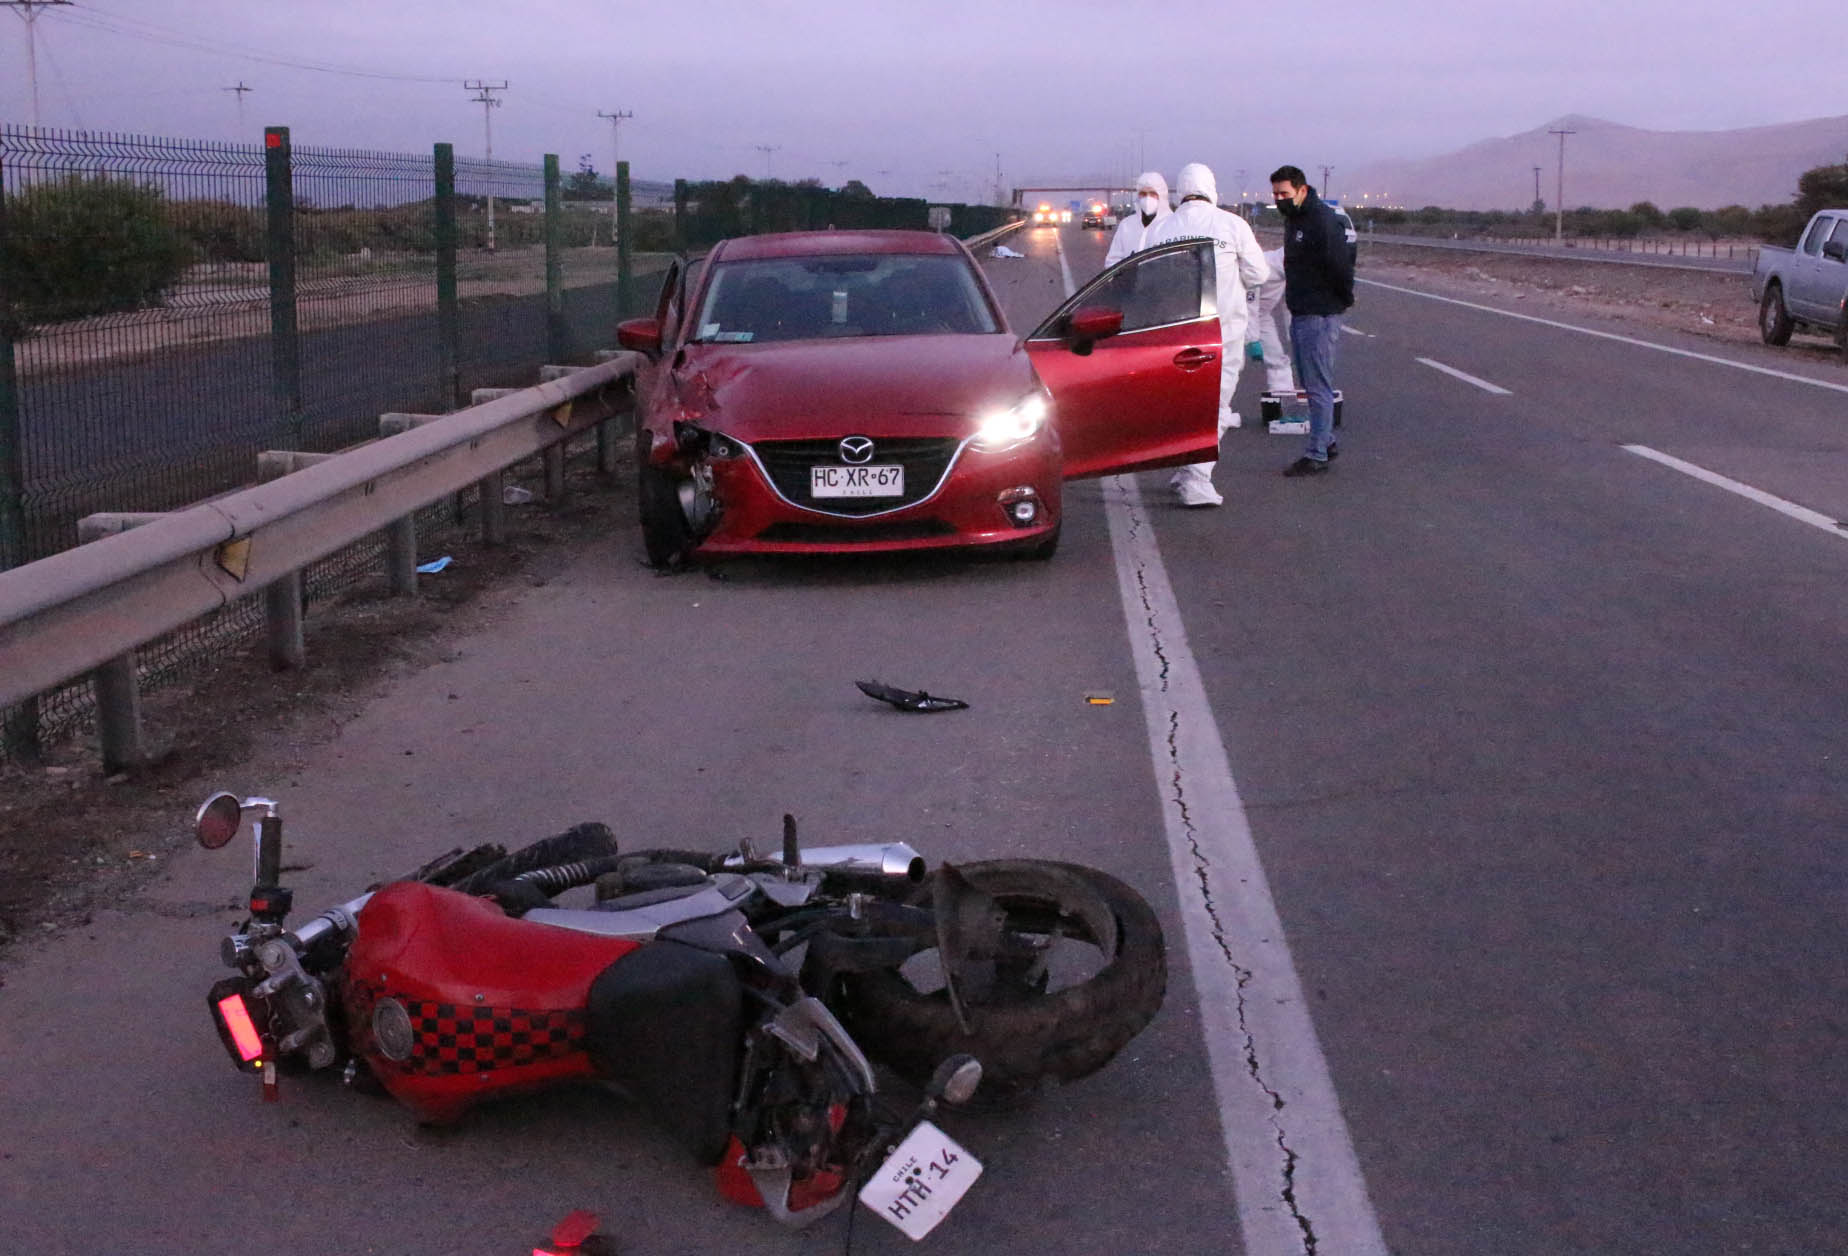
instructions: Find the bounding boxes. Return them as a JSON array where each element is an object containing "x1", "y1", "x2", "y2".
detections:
[
  {"x1": 255, "y1": 450, "x2": 343, "y2": 670},
  {"x1": 76, "y1": 513, "x2": 168, "y2": 772},
  {"x1": 378, "y1": 413, "x2": 452, "y2": 595}
]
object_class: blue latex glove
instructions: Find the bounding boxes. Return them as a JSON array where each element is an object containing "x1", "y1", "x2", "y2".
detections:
[{"x1": 1245, "y1": 340, "x2": 1264, "y2": 362}]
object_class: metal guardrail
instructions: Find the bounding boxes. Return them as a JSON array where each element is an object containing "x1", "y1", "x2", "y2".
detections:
[
  {"x1": 0, "y1": 353, "x2": 638, "y2": 762},
  {"x1": 960, "y1": 218, "x2": 1028, "y2": 251}
]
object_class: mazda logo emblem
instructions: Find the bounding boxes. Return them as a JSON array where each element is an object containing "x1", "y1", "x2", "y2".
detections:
[{"x1": 839, "y1": 436, "x2": 875, "y2": 464}]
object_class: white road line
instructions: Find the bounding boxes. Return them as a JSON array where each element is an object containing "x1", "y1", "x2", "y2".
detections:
[
  {"x1": 1416, "y1": 356, "x2": 1512, "y2": 395},
  {"x1": 1105, "y1": 475, "x2": 1387, "y2": 1256},
  {"x1": 1362, "y1": 277, "x2": 1848, "y2": 397},
  {"x1": 1052, "y1": 225, "x2": 1076, "y2": 298},
  {"x1": 1623, "y1": 445, "x2": 1847, "y2": 539},
  {"x1": 1342, "y1": 326, "x2": 1375, "y2": 338},
  {"x1": 1058, "y1": 242, "x2": 1383, "y2": 1253}
]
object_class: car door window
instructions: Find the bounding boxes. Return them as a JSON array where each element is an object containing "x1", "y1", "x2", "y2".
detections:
[
  {"x1": 1828, "y1": 218, "x2": 1848, "y2": 258},
  {"x1": 652, "y1": 260, "x2": 683, "y2": 343},
  {"x1": 1801, "y1": 217, "x2": 1830, "y2": 256},
  {"x1": 1030, "y1": 239, "x2": 1215, "y2": 339}
]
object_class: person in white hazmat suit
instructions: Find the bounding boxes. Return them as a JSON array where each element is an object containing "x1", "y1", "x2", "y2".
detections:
[
  {"x1": 1104, "y1": 171, "x2": 1171, "y2": 268},
  {"x1": 1248, "y1": 247, "x2": 1294, "y2": 394},
  {"x1": 1146, "y1": 162, "x2": 1270, "y2": 507}
]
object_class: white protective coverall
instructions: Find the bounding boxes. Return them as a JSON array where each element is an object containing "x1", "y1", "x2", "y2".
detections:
[
  {"x1": 1250, "y1": 247, "x2": 1294, "y2": 394},
  {"x1": 1104, "y1": 171, "x2": 1171, "y2": 268},
  {"x1": 1146, "y1": 162, "x2": 1270, "y2": 506}
]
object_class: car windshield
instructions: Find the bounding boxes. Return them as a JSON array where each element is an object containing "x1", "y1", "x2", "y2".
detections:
[{"x1": 691, "y1": 253, "x2": 999, "y2": 344}]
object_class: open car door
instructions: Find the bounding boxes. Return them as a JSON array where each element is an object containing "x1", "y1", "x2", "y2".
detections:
[{"x1": 1023, "y1": 238, "x2": 1222, "y2": 479}]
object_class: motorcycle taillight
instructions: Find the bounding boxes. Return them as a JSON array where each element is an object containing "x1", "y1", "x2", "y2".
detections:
[{"x1": 208, "y1": 977, "x2": 268, "y2": 1072}]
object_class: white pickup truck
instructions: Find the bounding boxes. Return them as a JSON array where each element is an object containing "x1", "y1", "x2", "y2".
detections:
[{"x1": 1752, "y1": 208, "x2": 1848, "y2": 354}]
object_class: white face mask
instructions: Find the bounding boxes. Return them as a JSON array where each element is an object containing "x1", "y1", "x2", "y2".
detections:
[{"x1": 1137, "y1": 193, "x2": 1162, "y2": 216}]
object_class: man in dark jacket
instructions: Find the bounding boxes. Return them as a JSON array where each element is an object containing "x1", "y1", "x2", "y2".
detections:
[{"x1": 1269, "y1": 165, "x2": 1355, "y2": 476}]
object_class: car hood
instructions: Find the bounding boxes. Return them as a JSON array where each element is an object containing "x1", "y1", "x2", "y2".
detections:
[{"x1": 669, "y1": 334, "x2": 1033, "y2": 440}]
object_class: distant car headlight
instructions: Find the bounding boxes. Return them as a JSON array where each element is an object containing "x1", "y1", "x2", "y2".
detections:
[{"x1": 972, "y1": 391, "x2": 1050, "y2": 452}]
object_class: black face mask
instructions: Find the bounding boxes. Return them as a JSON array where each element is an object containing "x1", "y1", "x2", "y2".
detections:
[{"x1": 1274, "y1": 196, "x2": 1299, "y2": 217}]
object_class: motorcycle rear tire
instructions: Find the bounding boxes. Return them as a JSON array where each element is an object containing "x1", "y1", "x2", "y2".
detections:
[{"x1": 836, "y1": 860, "x2": 1166, "y2": 1105}]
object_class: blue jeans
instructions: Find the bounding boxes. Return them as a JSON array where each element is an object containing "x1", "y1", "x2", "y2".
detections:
[{"x1": 1289, "y1": 314, "x2": 1341, "y2": 461}]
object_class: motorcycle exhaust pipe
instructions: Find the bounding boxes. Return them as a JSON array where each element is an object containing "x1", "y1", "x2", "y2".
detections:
[{"x1": 726, "y1": 843, "x2": 926, "y2": 883}]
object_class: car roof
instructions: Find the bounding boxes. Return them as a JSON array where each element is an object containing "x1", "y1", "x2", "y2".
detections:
[{"x1": 716, "y1": 229, "x2": 966, "y2": 261}]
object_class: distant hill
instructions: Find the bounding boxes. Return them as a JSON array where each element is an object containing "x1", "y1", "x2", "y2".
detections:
[{"x1": 1337, "y1": 114, "x2": 1848, "y2": 212}]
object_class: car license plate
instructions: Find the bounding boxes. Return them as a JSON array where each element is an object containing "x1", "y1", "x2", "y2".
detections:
[
  {"x1": 810, "y1": 464, "x2": 903, "y2": 498},
  {"x1": 858, "y1": 1120, "x2": 981, "y2": 1241}
]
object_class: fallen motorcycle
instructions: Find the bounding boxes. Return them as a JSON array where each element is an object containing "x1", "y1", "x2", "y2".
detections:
[{"x1": 194, "y1": 793, "x2": 1166, "y2": 1239}]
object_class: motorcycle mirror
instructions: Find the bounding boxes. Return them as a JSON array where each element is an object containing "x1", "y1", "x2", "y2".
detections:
[
  {"x1": 194, "y1": 792, "x2": 245, "y2": 850},
  {"x1": 928, "y1": 1054, "x2": 983, "y2": 1108}
]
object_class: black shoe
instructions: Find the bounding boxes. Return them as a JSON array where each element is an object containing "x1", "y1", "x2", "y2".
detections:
[
  {"x1": 1326, "y1": 442, "x2": 1340, "y2": 460},
  {"x1": 1283, "y1": 456, "x2": 1329, "y2": 477}
]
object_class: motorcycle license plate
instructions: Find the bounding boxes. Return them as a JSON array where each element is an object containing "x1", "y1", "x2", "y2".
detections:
[
  {"x1": 811, "y1": 464, "x2": 903, "y2": 498},
  {"x1": 857, "y1": 1120, "x2": 982, "y2": 1241}
]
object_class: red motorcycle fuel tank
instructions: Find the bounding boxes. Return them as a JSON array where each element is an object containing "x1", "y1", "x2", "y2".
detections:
[{"x1": 340, "y1": 881, "x2": 640, "y2": 1123}]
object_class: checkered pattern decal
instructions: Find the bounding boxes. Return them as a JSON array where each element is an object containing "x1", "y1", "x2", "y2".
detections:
[
  {"x1": 406, "y1": 1000, "x2": 585, "y2": 1074},
  {"x1": 345, "y1": 981, "x2": 585, "y2": 1075}
]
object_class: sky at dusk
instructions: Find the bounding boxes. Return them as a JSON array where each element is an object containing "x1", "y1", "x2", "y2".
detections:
[{"x1": 1, "y1": 0, "x2": 1840, "y2": 202}]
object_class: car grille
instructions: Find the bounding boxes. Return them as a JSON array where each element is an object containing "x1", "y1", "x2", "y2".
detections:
[
  {"x1": 750, "y1": 436, "x2": 963, "y2": 517},
  {"x1": 755, "y1": 520, "x2": 958, "y2": 545}
]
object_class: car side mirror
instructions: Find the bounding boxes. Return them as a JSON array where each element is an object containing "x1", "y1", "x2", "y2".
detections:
[
  {"x1": 617, "y1": 317, "x2": 664, "y2": 356},
  {"x1": 1067, "y1": 306, "x2": 1124, "y2": 342},
  {"x1": 1823, "y1": 240, "x2": 1847, "y2": 262}
]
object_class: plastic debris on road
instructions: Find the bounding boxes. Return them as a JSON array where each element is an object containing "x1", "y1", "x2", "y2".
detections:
[
  {"x1": 991, "y1": 245, "x2": 1024, "y2": 259},
  {"x1": 415, "y1": 556, "x2": 453, "y2": 574},
  {"x1": 856, "y1": 679, "x2": 969, "y2": 713},
  {"x1": 503, "y1": 484, "x2": 537, "y2": 505}
]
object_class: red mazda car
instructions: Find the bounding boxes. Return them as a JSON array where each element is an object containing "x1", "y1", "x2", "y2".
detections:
[{"x1": 616, "y1": 228, "x2": 1224, "y2": 564}]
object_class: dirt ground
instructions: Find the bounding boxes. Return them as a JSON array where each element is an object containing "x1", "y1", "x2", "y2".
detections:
[
  {"x1": 0, "y1": 453, "x2": 647, "y2": 973},
  {"x1": 2, "y1": 243, "x2": 1842, "y2": 969},
  {"x1": 1355, "y1": 240, "x2": 1846, "y2": 363}
]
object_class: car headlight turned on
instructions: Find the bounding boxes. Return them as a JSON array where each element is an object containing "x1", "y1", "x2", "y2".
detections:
[{"x1": 972, "y1": 391, "x2": 1050, "y2": 452}]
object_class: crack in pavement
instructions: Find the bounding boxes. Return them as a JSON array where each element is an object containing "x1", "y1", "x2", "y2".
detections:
[{"x1": 1122, "y1": 489, "x2": 1319, "y2": 1254}]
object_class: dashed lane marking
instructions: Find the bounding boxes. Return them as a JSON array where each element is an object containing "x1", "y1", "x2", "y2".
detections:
[
  {"x1": 1416, "y1": 356, "x2": 1513, "y2": 395},
  {"x1": 1623, "y1": 445, "x2": 1846, "y2": 540}
]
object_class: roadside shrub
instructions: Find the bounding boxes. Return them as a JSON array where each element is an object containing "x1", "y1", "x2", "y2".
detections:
[
  {"x1": 0, "y1": 175, "x2": 191, "y2": 327},
  {"x1": 1751, "y1": 203, "x2": 1810, "y2": 247},
  {"x1": 173, "y1": 198, "x2": 266, "y2": 263},
  {"x1": 1666, "y1": 207, "x2": 1704, "y2": 232}
]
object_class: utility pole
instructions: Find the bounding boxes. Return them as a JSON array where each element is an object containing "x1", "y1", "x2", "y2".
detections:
[
  {"x1": 3, "y1": 0, "x2": 72, "y2": 129},
  {"x1": 1235, "y1": 168, "x2": 1248, "y2": 206},
  {"x1": 224, "y1": 81, "x2": 253, "y2": 132},
  {"x1": 465, "y1": 80, "x2": 508, "y2": 250},
  {"x1": 994, "y1": 152, "x2": 1003, "y2": 207},
  {"x1": 1532, "y1": 164, "x2": 1543, "y2": 209},
  {"x1": 1320, "y1": 164, "x2": 1334, "y2": 200},
  {"x1": 1549, "y1": 127, "x2": 1575, "y2": 242},
  {"x1": 597, "y1": 109, "x2": 632, "y2": 245},
  {"x1": 753, "y1": 144, "x2": 779, "y2": 180}
]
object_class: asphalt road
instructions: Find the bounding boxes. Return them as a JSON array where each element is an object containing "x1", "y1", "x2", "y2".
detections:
[{"x1": 2, "y1": 222, "x2": 1845, "y2": 1255}]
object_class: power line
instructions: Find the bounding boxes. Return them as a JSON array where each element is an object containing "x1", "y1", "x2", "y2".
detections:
[
  {"x1": 1549, "y1": 127, "x2": 1577, "y2": 242},
  {"x1": 50, "y1": 4, "x2": 462, "y2": 84},
  {"x1": 2, "y1": 0, "x2": 73, "y2": 128},
  {"x1": 465, "y1": 80, "x2": 507, "y2": 251},
  {"x1": 223, "y1": 80, "x2": 252, "y2": 132}
]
